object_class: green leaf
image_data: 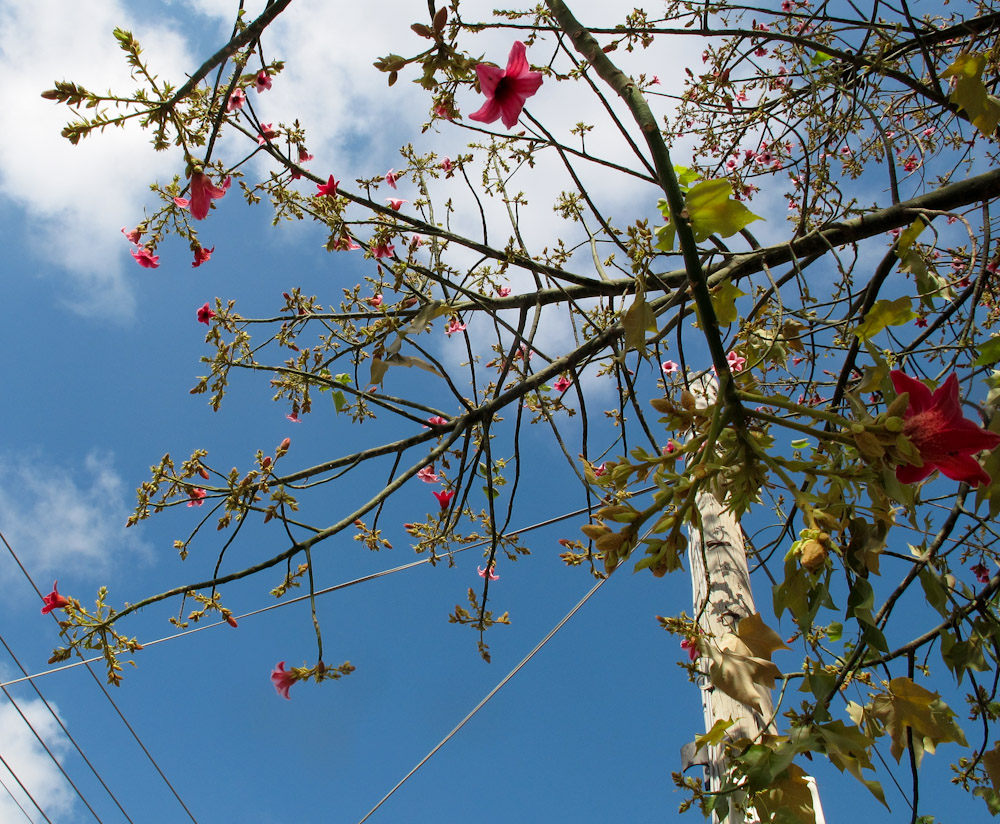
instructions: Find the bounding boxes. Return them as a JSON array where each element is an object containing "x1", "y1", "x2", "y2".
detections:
[
  {"x1": 622, "y1": 289, "x2": 657, "y2": 354},
  {"x1": 942, "y1": 53, "x2": 1000, "y2": 135},
  {"x1": 810, "y1": 50, "x2": 833, "y2": 65},
  {"x1": 975, "y1": 337, "x2": 1000, "y2": 367},
  {"x1": 896, "y1": 217, "x2": 926, "y2": 255},
  {"x1": 710, "y1": 279, "x2": 746, "y2": 325},
  {"x1": 685, "y1": 179, "x2": 763, "y2": 242},
  {"x1": 332, "y1": 390, "x2": 347, "y2": 412},
  {"x1": 855, "y1": 296, "x2": 915, "y2": 340}
]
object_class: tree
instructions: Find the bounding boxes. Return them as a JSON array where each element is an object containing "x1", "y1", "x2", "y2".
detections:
[{"x1": 41, "y1": 0, "x2": 1000, "y2": 820}]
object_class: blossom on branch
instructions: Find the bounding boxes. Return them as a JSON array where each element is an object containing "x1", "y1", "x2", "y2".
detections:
[
  {"x1": 197, "y1": 302, "x2": 216, "y2": 325},
  {"x1": 192, "y1": 246, "x2": 214, "y2": 268},
  {"x1": 271, "y1": 662, "x2": 294, "y2": 699},
  {"x1": 478, "y1": 563, "x2": 500, "y2": 581},
  {"x1": 255, "y1": 70, "x2": 271, "y2": 93},
  {"x1": 41, "y1": 581, "x2": 70, "y2": 615},
  {"x1": 445, "y1": 319, "x2": 467, "y2": 336},
  {"x1": 130, "y1": 246, "x2": 159, "y2": 269},
  {"x1": 553, "y1": 376, "x2": 572, "y2": 393},
  {"x1": 890, "y1": 370, "x2": 1000, "y2": 486},
  {"x1": 469, "y1": 41, "x2": 543, "y2": 129},
  {"x1": 316, "y1": 175, "x2": 339, "y2": 198},
  {"x1": 417, "y1": 466, "x2": 440, "y2": 483},
  {"x1": 433, "y1": 489, "x2": 455, "y2": 509},
  {"x1": 227, "y1": 88, "x2": 246, "y2": 111},
  {"x1": 385, "y1": 169, "x2": 398, "y2": 189},
  {"x1": 187, "y1": 488, "x2": 207, "y2": 507},
  {"x1": 661, "y1": 360, "x2": 679, "y2": 375},
  {"x1": 175, "y1": 172, "x2": 230, "y2": 220}
]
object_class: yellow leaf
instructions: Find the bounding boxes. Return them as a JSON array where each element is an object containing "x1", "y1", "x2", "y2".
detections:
[
  {"x1": 753, "y1": 763, "x2": 816, "y2": 824},
  {"x1": 982, "y1": 742, "x2": 1000, "y2": 792},
  {"x1": 622, "y1": 289, "x2": 657, "y2": 354},
  {"x1": 710, "y1": 279, "x2": 746, "y2": 326},
  {"x1": 694, "y1": 717, "x2": 735, "y2": 750},
  {"x1": 685, "y1": 179, "x2": 763, "y2": 242},
  {"x1": 870, "y1": 677, "x2": 967, "y2": 764},
  {"x1": 855, "y1": 296, "x2": 915, "y2": 340},
  {"x1": 706, "y1": 633, "x2": 781, "y2": 712},
  {"x1": 737, "y1": 613, "x2": 790, "y2": 661}
]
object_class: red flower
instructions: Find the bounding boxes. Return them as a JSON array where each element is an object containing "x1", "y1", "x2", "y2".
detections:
[
  {"x1": 891, "y1": 371, "x2": 1000, "y2": 486},
  {"x1": 227, "y1": 88, "x2": 246, "y2": 111},
  {"x1": 257, "y1": 123, "x2": 279, "y2": 145},
  {"x1": 971, "y1": 563, "x2": 991, "y2": 584},
  {"x1": 192, "y1": 246, "x2": 215, "y2": 268},
  {"x1": 177, "y1": 172, "x2": 229, "y2": 220},
  {"x1": 41, "y1": 581, "x2": 70, "y2": 615},
  {"x1": 121, "y1": 226, "x2": 143, "y2": 244},
  {"x1": 130, "y1": 246, "x2": 159, "y2": 269},
  {"x1": 469, "y1": 41, "x2": 543, "y2": 129},
  {"x1": 197, "y1": 302, "x2": 216, "y2": 325},
  {"x1": 316, "y1": 175, "x2": 339, "y2": 198},
  {"x1": 187, "y1": 488, "x2": 207, "y2": 507},
  {"x1": 271, "y1": 661, "x2": 295, "y2": 699},
  {"x1": 433, "y1": 489, "x2": 455, "y2": 509},
  {"x1": 680, "y1": 638, "x2": 699, "y2": 661}
]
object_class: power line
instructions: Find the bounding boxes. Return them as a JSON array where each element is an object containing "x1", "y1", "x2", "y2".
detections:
[
  {"x1": 0, "y1": 770, "x2": 36, "y2": 822},
  {"x1": 0, "y1": 631, "x2": 134, "y2": 823},
  {"x1": 0, "y1": 663, "x2": 105, "y2": 823},
  {"x1": 0, "y1": 746, "x2": 53, "y2": 824},
  {"x1": 2, "y1": 501, "x2": 602, "y2": 690},
  {"x1": 356, "y1": 575, "x2": 609, "y2": 824},
  {"x1": 1, "y1": 530, "x2": 200, "y2": 824}
]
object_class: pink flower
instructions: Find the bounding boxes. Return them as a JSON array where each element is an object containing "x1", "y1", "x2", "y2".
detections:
[
  {"x1": 192, "y1": 246, "x2": 215, "y2": 268},
  {"x1": 227, "y1": 88, "x2": 246, "y2": 111},
  {"x1": 317, "y1": 175, "x2": 340, "y2": 198},
  {"x1": 297, "y1": 146, "x2": 314, "y2": 163},
  {"x1": 386, "y1": 198, "x2": 408, "y2": 210},
  {"x1": 903, "y1": 155, "x2": 918, "y2": 172},
  {"x1": 661, "y1": 360, "x2": 679, "y2": 375},
  {"x1": 286, "y1": 412, "x2": 301, "y2": 423},
  {"x1": 553, "y1": 376, "x2": 572, "y2": 393},
  {"x1": 130, "y1": 246, "x2": 160, "y2": 269},
  {"x1": 425, "y1": 416, "x2": 448, "y2": 427},
  {"x1": 372, "y1": 241, "x2": 395, "y2": 259},
  {"x1": 255, "y1": 70, "x2": 272, "y2": 93},
  {"x1": 593, "y1": 463, "x2": 606, "y2": 477},
  {"x1": 187, "y1": 488, "x2": 207, "y2": 507},
  {"x1": 197, "y1": 302, "x2": 216, "y2": 325},
  {"x1": 680, "y1": 638, "x2": 699, "y2": 660},
  {"x1": 477, "y1": 563, "x2": 500, "y2": 581},
  {"x1": 441, "y1": 157, "x2": 453, "y2": 172},
  {"x1": 468, "y1": 41, "x2": 544, "y2": 129},
  {"x1": 121, "y1": 226, "x2": 142, "y2": 244},
  {"x1": 417, "y1": 466, "x2": 441, "y2": 483},
  {"x1": 663, "y1": 442, "x2": 677, "y2": 455},
  {"x1": 651, "y1": 75, "x2": 661, "y2": 85},
  {"x1": 368, "y1": 295, "x2": 383, "y2": 307},
  {"x1": 497, "y1": 286, "x2": 511, "y2": 297},
  {"x1": 177, "y1": 172, "x2": 229, "y2": 220},
  {"x1": 409, "y1": 234, "x2": 423, "y2": 249},
  {"x1": 727, "y1": 351, "x2": 746, "y2": 372},
  {"x1": 41, "y1": 581, "x2": 70, "y2": 615},
  {"x1": 271, "y1": 662, "x2": 295, "y2": 699},
  {"x1": 434, "y1": 103, "x2": 455, "y2": 120},
  {"x1": 433, "y1": 489, "x2": 455, "y2": 509},
  {"x1": 385, "y1": 169, "x2": 398, "y2": 189},
  {"x1": 891, "y1": 371, "x2": 1000, "y2": 486},
  {"x1": 257, "y1": 123, "x2": 278, "y2": 145},
  {"x1": 445, "y1": 318, "x2": 467, "y2": 336},
  {"x1": 971, "y1": 563, "x2": 991, "y2": 584}
]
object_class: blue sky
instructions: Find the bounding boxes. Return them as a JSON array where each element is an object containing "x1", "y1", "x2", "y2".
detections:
[{"x1": 0, "y1": 0, "x2": 993, "y2": 822}]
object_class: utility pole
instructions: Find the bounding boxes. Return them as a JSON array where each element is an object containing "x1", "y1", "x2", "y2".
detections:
[{"x1": 681, "y1": 378, "x2": 825, "y2": 823}]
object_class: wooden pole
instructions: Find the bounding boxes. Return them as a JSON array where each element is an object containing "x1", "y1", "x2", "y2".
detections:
[{"x1": 682, "y1": 378, "x2": 825, "y2": 823}]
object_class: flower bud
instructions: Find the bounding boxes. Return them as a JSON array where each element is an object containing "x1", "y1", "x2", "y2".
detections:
[
  {"x1": 262, "y1": 456, "x2": 272, "y2": 468},
  {"x1": 225, "y1": 615, "x2": 239, "y2": 628},
  {"x1": 278, "y1": 438, "x2": 291, "y2": 453}
]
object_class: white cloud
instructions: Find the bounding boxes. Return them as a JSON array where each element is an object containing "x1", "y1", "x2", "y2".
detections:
[
  {"x1": 0, "y1": 452, "x2": 151, "y2": 586},
  {"x1": 0, "y1": 0, "x2": 192, "y2": 316},
  {"x1": 0, "y1": 699, "x2": 75, "y2": 822}
]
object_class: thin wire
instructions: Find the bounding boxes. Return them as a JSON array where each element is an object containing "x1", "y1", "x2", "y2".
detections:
[
  {"x1": 0, "y1": 747, "x2": 52, "y2": 824},
  {"x1": 0, "y1": 530, "x2": 200, "y2": 824},
  {"x1": 0, "y1": 771, "x2": 36, "y2": 822},
  {"x1": 0, "y1": 668, "x2": 105, "y2": 823},
  {"x1": 2, "y1": 500, "x2": 611, "y2": 689},
  {"x1": 0, "y1": 632, "x2": 134, "y2": 823},
  {"x1": 356, "y1": 575, "x2": 608, "y2": 824}
]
